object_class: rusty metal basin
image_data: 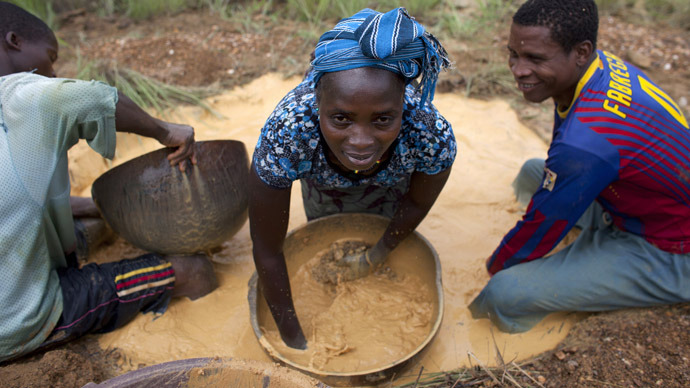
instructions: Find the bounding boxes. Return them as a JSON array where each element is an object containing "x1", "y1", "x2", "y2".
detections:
[
  {"x1": 92, "y1": 140, "x2": 249, "y2": 255},
  {"x1": 248, "y1": 213, "x2": 444, "y2": 387}
]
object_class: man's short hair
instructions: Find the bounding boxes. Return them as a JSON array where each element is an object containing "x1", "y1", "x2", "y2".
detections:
[
  {"x1": 513, "y1": 0, "x2": 598, "y2": 52},
  {"x1": 0, "y1": 1, "x2": 54, "y2": 43}
]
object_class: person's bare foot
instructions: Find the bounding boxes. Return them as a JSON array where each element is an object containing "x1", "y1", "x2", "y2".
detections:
[{"x1": 166, "y1": 254, "x2": 218, "y2": 300}]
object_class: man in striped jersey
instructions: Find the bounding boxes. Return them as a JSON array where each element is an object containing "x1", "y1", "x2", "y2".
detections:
[
  {"x1": 0, "y1": 2, "x2": 217, "y2": 362},
  {"x1": 469, "y1": 0, "x2": 690, "y2": 333}
]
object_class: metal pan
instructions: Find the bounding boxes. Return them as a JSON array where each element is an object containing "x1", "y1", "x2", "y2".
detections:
[
  {"x1": 248, "y1": 213, "x2": 444, "y2": 387},
  {"x1": 92, "y1": 140, "x2": 249, "y2": 254}
]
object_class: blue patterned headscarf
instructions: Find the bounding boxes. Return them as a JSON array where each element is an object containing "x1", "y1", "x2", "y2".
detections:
[{"x1": 311, "y1": 8, "x2": 451, "y2": 108}]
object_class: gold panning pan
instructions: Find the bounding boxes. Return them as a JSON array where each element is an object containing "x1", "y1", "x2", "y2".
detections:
[
  {"x1": 92, "y1": 140, "x2": 249, "y2": 254},
  {"x1": 248, "y1": 213, "x2": 444, "y2": 387}
]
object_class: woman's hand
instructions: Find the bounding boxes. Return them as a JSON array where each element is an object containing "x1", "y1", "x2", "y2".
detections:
[{"x1": 336, "y1": 241, "x2": 390, "y2": 281}]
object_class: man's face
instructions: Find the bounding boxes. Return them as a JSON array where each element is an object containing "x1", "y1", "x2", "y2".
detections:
[
  {"x1": 9, "y1": 33, "x2": 58, "y2": 77},
  {"x1": 507, "y1": 23, "x2": 582, "y2": 108}
]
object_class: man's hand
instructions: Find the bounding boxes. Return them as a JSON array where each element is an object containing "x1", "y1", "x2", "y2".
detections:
[
  {"x1": 114, "y1": 92, "x2": 197, "y2": 171},
  {"x1": 157, "y1": 121, "x2": 197, "y2": 171},
  {"x1": 335, "y1": 241, "x2": 390, "y2": 281}
]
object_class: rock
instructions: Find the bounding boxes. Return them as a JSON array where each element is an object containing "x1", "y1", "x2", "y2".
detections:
[
  {"x1": 117, "y1": 18, "x2": 131, "y2": 30},
  {"x1": 555, "y1": 350, "x2": 567, "y2": 360},
  {"x1": 627, "y1": 50, "x2": 652, "y2": 69}
]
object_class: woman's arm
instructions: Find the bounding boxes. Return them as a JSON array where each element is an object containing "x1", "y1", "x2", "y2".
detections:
[
  {"x1": 340, "y1": 167, "x2": 452, "y2": 278},
  {"x1": 248, "y1": 164, "x2": 307, "y2": 349},
  {"x1": 380, "y1": 167, "x2": 452, "y2": 250}
]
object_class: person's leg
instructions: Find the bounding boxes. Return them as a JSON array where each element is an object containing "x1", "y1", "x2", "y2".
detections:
[
  {"x1": 512, "y1": 158, "x2": 545, "y2": 207},
  {"x1": 38, "y1": 253, "x2": 216, "y2": 350},
  {"x1": 512, "y1": 158, "x2": 610, "y2": 230},
  {"x1": 166, "y1": 254, "x2": 218, "y2": 300},
  {"x1": 71, "y1": 195, "x2": 117, "y2": 264},
  {"x1": 73, "y1": 217, "x2": 115, "y2": 264},
  {"x1": 469, "y1": 226, "x2": 690, "y2": 333}
]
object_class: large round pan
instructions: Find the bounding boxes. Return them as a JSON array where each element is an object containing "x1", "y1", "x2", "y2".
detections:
[
  {"x1": 92, "y1": 140, "x2": 249, "y2": 254},
  {"x1": 248, "y1": 213, "x2": 444, "y2": 387}
]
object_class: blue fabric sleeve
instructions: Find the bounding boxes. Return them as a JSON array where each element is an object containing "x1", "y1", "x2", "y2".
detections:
[
  {"x1": 252, "y1": 79, "x2": 319, "y2": 189},
  {"x1": 400, "y1": 87, "x2": 456, "y2": 175},
  {"x1": 487, "y1": 143, "x2": 618, "y2": 273}
]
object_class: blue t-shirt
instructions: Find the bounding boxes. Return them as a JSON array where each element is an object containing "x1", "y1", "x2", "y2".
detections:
[
  {"x1": 253, "y1": 72, "x2": 456, "y2": 189},
  {"x1": 0, "y1": 73, "x2": 118, "y2": 361},
  {"x1": 488, "y1": 51, "x2": 690, "y2": 274}
]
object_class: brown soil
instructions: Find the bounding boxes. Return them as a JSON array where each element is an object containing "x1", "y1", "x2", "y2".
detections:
[
  {"x1": 1, "y1": 6, "x2": 689, "y2": 388},
  {"x1": 517, "y1": 303, "x2": 690, "y2": 388}
]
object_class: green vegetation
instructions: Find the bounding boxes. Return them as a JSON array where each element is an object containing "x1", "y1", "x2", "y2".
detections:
[
  {"x1": 75, "y1": 56, "x2": 216, "y2": 116},
  {"x1": 440, "y1": 0, "x2": 517, "y2": 40},
  {"x1": 123, "y1": 0, "x2": 189, "y2": 20},
  {"x1": 598, "y1": 0, "x2": 690, "y2": 29},
  {"x1": 8, "y1": 0, "x2": 58, "y2": 29},
  {"x1": 9, "y1": 0, "x2": 689, "y2": 34},
  {"x1": 5, "y1": 0, "x2": 688, "y2": 107}
]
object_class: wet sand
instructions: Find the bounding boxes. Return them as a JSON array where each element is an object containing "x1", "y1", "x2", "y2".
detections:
[{"x1": 68, "y1": 73, "x2": 582, "y2": 382}]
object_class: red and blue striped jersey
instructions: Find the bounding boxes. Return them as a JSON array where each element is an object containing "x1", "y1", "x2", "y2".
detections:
[{"x1": 488, "y1": 50, "x2": 690, "y2": 275}]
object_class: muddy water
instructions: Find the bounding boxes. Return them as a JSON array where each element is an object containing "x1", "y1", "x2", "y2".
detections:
[
  {"x1": 269, "y1": 266, "x2": 434, "y2": 373},
  {"x1": 68, "y1": 73, "x2": 581, "y2": 381}
]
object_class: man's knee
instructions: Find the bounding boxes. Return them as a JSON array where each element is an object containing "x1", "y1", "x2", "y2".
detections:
[
  {"x1": 512, "y1": 158, "x2": 545, "y2": 206},
  {"x1": 469, "y1": 269, "x2": 547, "y2": 333},
  {"x1": 475, "y1": 270, "x2": 527, "y2": 312}
]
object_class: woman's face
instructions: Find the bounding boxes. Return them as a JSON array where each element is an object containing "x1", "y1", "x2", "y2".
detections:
[{"x1": 317, "y1": 67, "x2": 405, "y2": 172}]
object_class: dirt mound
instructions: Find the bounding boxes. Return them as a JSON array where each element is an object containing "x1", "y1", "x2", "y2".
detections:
[
  {"x1": 0, "y1": 339, "x2": 112, "y2": 388},
  {"x1": 58, "y1": 12, "x2": 311, "y2": 90},
  {"x1": 521, "y1": 304, "x2": 690, "y2": 388}
]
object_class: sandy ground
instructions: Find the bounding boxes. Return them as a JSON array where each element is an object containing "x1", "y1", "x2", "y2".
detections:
[
  {"x1": 68, "y1": 74, "x2": 574, "y2": 376},
  {"x1": 1, "y1": 6, "x2": 689, "y2": 388}
]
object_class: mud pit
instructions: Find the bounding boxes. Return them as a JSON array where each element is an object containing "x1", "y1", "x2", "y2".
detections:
[{"x1": 66, "y1": 73, "x2": 578, "y2": 383}]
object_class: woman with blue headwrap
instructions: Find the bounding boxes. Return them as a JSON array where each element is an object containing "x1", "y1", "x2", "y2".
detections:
[{"x1": 249, "y1": 8, "x2": 456, "y2": 349}]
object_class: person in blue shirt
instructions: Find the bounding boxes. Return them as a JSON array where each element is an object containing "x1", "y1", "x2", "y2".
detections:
[
  {"x1": 0, "y1": 2, "x2": 217, "y2": 362},
  {"x1": 469, "y1": 0, "x2": 690, "y2": 333}
]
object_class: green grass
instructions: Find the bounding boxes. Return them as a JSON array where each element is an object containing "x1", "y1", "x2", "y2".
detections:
[
  {"x1": 9, "y1": 0, "x2": 690, "y2": 32},
  {"x1": 440, "y1": 0, "x2": 518, "y2": 40},
  {"x1": 123, "y1": 0, "x2": 190, "y2": 20},
  {"x1": 8, "y1": 0, "x2": 687, "y2": 112},
  {"x1": 75, "y1": 55, "x2": 217, "y2": 116},
  {"x1": 283, "y1": 0, "x2": 442, "y2": 24},
  {"x1": 7, "y1": 0, "x2": 58, "y2": 29},
  {"x1": 597, "y1": 0, "x2": 690, "y2": 29}
]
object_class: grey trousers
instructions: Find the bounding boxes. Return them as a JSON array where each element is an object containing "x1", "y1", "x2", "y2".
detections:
[{"x1": 468, "y1": 158, "x2": 690, "y2": 333}]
